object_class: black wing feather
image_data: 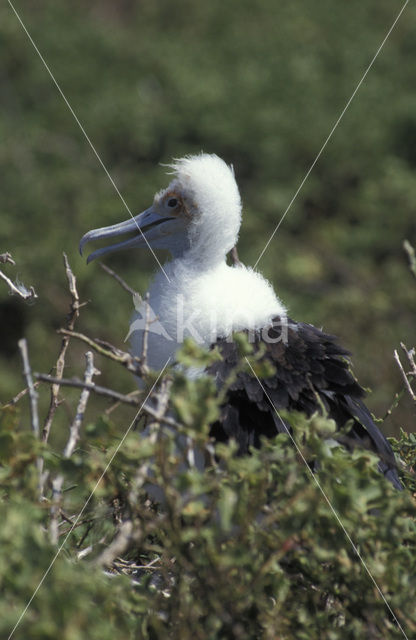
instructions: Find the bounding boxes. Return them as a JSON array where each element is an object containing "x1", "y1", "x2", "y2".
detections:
[{"x1": 208, "y1": 316, "x2": 402, "y2": 490}]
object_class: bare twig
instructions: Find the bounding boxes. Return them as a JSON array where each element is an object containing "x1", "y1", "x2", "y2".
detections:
[
  {"x1": 61, "y1": 519, "x2": 97, "y2": 538},
  {"x1": 141, "y1": 293, "x2": 151, "y2": 373},
  {"x1": 394, "y1": 343, "x2": 416, "y2": 403},
  {"x1": 77, "y1": 523, "x2": 95, "y2": 551},
  {"x1": 36, "y1": 372, "x2": 179, "y2": 428},
  {"x1": 37, "y1": 373, "x2": 141, "y2": 406},
  {"x1": 50, "y1": 351, "x2": 99, "y2": 544},
  {"x1": 383, "y1": 388, "x2": 407, "y2": 420},
  {"x1": 113, "y1": 557, "x2": 161, "y2": 573},
  {"x1": 49, "y1": 474, "x2": 65, "y2": 546},
  {"x1": 96, "y1": 519, "x2": 141, "y2": 568},
  {"x1": 152, "y1": 377, "x2": 173, "y2": 423},
  {"x1": 58, "y1": 328, "x2": 146, "y2": 376},
  {"x1": 3, "y1": 380, "x2": 42, "y2": 408},
  {"x1": 0, "y1": 269, "x2": 37, "y2": 300},
  {"x1": 403, "y1": 240, "x2": 416, "y2": 280},
  {"x1": 99, "y1": 262, "x2": 140, "y2": 297},
  {"x1": 42, "y1": 253, "x2": 81, "y2": 443},
  {"x1": 59, "y1": 509, "x2": 76, "y2": 526},
  {"x1": 0, "y1": 251, "x2": 16, "y2": 265},
  {"x1": 63, "y1": 352, "x2": 99, "y2": 458},
  {"x1": 18, "y1": 338, "x2": 43, "y2": 497},
  {"x1": 77, "y1": 545, "x2": 94, "y2": 560},
  {"x1": 18, "y1": 339, "x2": 40, "y2": 438},
  {"x1": 104, "y1": 389, "x2": 142, "y2": 415}
]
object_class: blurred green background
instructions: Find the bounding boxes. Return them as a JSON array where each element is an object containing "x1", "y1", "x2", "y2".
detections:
[{"x1": 1, "y1": 0, "x2": 415, "y2": 435}]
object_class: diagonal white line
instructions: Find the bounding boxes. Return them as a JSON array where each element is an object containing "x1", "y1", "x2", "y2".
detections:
[
  {"x1": 7, "y1": 357, "x2": 171, "y2": 640},
  {"x1": 7, "y1": 0, "x2": 171, "y2": 283},
  {"x1": 244, "y1": 357, "x2": 409, "y2": 639},
  {"x1": 253, "y1": 0, "x2": 410, "y2": 270}
]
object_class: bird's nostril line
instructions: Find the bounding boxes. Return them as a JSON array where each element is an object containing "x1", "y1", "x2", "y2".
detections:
[{"x1": 136, "y1": 216, "x2": 174, "y2": 235}]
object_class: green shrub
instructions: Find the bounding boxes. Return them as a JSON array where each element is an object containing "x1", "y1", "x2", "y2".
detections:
[{"x1": 1, "y1": 336, "x2": 416, "y2": 639}]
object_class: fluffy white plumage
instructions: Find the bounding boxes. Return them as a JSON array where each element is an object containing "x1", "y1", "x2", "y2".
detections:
[
  {"x1": 80, "y1": 153, "x2": 286, "y2": 369},
  {"x1": 163, "y1": 155, "x2": 241, "y2": 262},
  {"x1": 132, "y1": 260, "x2": 284, "y2": 370},
  {"x1": 130, "y1": 154, "x2": 286, "y2": 369}
]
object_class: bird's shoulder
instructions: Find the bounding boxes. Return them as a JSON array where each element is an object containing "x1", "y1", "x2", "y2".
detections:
[{"x1": 209, "y1": 316, "x2": 365, "y2": 409}]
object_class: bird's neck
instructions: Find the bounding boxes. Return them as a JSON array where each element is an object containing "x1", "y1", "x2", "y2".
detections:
[
  {"x1": 151, "y1": 257, "x2": 285, "y2": 337},
  {"x1": 170, "y1": 240, "x2": 229, "y2": 271},
  {"x1": 130, "y1": 257, "x2": 285, "y2": 369}
]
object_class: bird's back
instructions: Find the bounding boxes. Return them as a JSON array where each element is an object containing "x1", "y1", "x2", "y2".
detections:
[{"x1": 208, "y1": 317, "x2": 402, "y2": 490}]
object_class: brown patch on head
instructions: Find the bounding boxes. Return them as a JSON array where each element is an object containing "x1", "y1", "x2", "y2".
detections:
[{"x1": 163, "y1": 190, "x2": 193, "y2": 219}]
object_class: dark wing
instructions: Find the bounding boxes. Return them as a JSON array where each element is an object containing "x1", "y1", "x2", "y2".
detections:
[{"x1": 208, "y1": 316, "x2": 402, "y2": 490}]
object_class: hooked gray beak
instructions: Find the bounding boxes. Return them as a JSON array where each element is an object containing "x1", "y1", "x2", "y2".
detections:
[{"x1": 79, "y1": 208, "x2": 175, "y2": 264}]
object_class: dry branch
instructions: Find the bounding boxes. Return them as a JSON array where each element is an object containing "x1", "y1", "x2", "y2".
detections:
[
  {"x1": 0, "y1": 251, "x2": 16, "y2": 265},
  {"x1": 3, "y1": 380, "x2": 42, "y2": 408},
  {"x1": 63, "y1": 351, "x2": 99, "y2": 457},
  {"x1": 403, "y1": 240, "x2": 416, "y2": 280},
  {"x1": 0, "y1": 251, "x2": 37, "y2": 300},
  {"x1": 96, "y1": 520, "x2": 140, "y2": 568},
  {"x1": 42, "y1": 253, "x2": 81, "y2": 443},
  {"x1": 394, "y1": 343, "x2": 416, "y2": 403},
  {"x1": 37, "y1": 373, "x2": 139, "y2": 406},
  {"x1": 99, "y1": 262, "x2": 140, "y2": 297},
  {"x1": 50, "y1": 351, "x2": 100, "y2": 544},
  {"x1": 18, "y1": 338, "x2": 40, "y2": 438},
  {"x1": 18, "y1": 338, "x2": 43, "y2": 497},
  {"x1": 36, "y1": 372, "x2": 179, "y2": 428},
  {"x1": 105, "y1": 389, "x2": 142, "y2": 415},
  {"x1": 141, "y1": 293, "x2": 151, "y2": 373},
  {"x1": 58, "y1": 328, "x2": 146, "y2": 376}
]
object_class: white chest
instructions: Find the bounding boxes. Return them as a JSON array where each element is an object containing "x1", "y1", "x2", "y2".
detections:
[{"x1": 129, "y1": 261, "x2": 286, "y2": 370}]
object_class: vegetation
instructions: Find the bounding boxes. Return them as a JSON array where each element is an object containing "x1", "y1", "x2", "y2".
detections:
[
  {"x1": 1, "y1": 1, "x2": 416, "y2": 638},
  {"x1": 1, "y1": 0, "x2": 415, "y2": 429},
  {"x1": 0, "y1": 253, "x2": 415, "y2": 639}
]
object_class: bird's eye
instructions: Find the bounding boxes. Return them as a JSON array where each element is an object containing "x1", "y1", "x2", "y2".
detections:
[{"x1": 167, "y1": 197, "x2": 178, "y2": 208}]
